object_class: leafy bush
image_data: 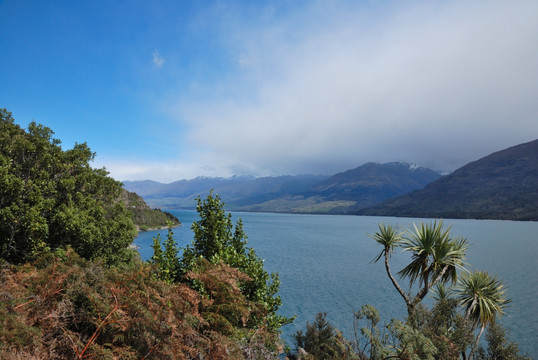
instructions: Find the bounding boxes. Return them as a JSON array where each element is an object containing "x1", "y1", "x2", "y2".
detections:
[
  {"x1": 289, "y1": 312, "x2": 357, "y2": 360},
  {"x1": 0, "y1": 109, "x2": 137, "y2": 265},
  {"x1": 152, "y1": 191, "x2": 293, "y2": 331}
]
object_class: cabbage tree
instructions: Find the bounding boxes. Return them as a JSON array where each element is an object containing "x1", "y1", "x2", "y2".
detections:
[
  {"x1": 456, "y1": 270, "x2": 510, "y2": 360},
  {"x1": 371, "y1": 220, "x2": 468, "y2": 317}
]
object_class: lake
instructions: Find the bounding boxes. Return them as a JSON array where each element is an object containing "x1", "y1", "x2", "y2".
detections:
[{"x1": 134, "y1": 210, "x2": 538, "y2": 356}]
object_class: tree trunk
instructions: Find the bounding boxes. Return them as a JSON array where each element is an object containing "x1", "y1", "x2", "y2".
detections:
[
  {"x1": 465, "y1": 294, "x2": 478, "y2": 321},
  {"x1": 468, "y1": 325, "x2": 485, "y2": 360},
  {"x1": 409, "y1": 264, "x2": 450, "y2": 313},
  {"x1": 384, "y1": 251, "x2": 411, "y2": 311}
]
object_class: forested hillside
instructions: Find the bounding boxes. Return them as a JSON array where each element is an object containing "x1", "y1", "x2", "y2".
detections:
[{"x1": 120, "y1": 189, "x2": 180, "y2": 231}]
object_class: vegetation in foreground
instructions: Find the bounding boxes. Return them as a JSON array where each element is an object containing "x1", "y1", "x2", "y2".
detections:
[
  {"x1": 0, "y1": 109, "x2": 287, "y2": 359},
  {"x1": 287, "y1": 221, "x2": 529, "y2": 360},
  {"x1": 0, "y1": 249, "x2": 283, "y2": 359},
  {"x1": 150, "y1": 191, "x2": 293, "y2": 333},
  {"x1": 0, "y1": 108, "x2": 136, "y2": 266}
]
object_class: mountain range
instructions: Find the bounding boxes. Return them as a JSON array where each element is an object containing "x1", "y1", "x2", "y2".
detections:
[
  {"x1": 123, "y1": 162, "x2": 441, "y2": 214},
  {"x1": 358, "y1": 139, "x2": 538, "y2": 221},
  {"x1": 124, "y1": 139, "x2": 538, "y2": 220}
]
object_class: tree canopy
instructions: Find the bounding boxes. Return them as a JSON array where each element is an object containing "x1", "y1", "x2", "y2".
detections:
[
  {"x1": 151, "y1": 191, "x2": 293, "y2": 331},
  {"x1": 0, "y1": 108, "x2": 136, "y2": 265},
  {"x1": 371, "y1": 220, "x2": 467, "y2": 316}
]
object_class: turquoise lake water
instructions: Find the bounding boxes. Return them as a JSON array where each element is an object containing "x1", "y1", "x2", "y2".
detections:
[{"x1": 134, "y1": 210, "x2": 538, "y2": 356}]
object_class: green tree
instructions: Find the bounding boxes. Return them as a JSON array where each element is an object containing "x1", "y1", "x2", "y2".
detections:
[
  {"x1": 353, "y1": 304, "x2": 389, "y2": 360},
  {"x1": 456, "y1": 271, "x2": 510, "y2": 360},
  {"x1": 367, "y1": 222, "x2": 526, "y2": 359},
  {"x1": 291, "y1": 312, "x2": 357, "y2": 360},
  {"x1": 180, "y1": 191, "x2": 292, "y2": 331},
  {"x1": 291, "y1": 222, "x2": 527, "y2": 360},
  {"x1": 370, "y1": 221, "x2": 468, "y2": 317},
  {"x1": 0, "y1": 109, "x2": 136, "y2": 265},
  {"x1": 476, "y1": 322, "x2": 530, "y2": 360},
  {"x1": 427, "y1": 285, "x2": 475, "y2": 358},
  {"x1": 150, "y1": 226, "x2": 181, "y2": 284},
  {"x1": 386, "y1": 318, "x2": 438, "y2": 360}
]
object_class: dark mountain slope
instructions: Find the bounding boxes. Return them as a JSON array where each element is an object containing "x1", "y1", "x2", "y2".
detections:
[
  {"x1": 124, "y1": 175, "x2": 329, "y2": 209},
  {"x1": 358, "y1": 139, "x2": 538, "y2": 220},
  {"x1": 308, "y1": 162, "x2": 441, "y2": 209},
  {"x1": 124, "y1": 163, "x2": 441, "y2": 214},
  {"x1": 230, "y1": 163, "x2": 441, "y2": 214},
  {"x1": 123, "y1": 163, "x2": 441, "y2": 214}
]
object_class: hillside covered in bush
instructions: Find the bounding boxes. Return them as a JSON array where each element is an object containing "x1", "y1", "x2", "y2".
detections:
[
  {"x1": 120, "y1": 189, "x2": 180, "y2": 231},
  {"x1": 0, "y1": 109, "x2": 286, "y2": 359}
]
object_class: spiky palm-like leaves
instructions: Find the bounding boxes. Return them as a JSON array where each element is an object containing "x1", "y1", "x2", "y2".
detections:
[
  {"x1": 370, "y1": 224, "x2": 412, "y2": 308},
  {"x1": 371, "y1": 220, "x2": 468, "y2": 317},
  {"x1": 457, "y1": 270, "x2": 510, "y2": 328},
  {"x1": 370, "y1": 222, "x2": 520, "y2": 359},
  {"x1": 371, "y1": 224, "x2": 402, "y2": 263},
  {"x1": 456, "y1": 270, "x2": 510, "y2": 360},
  {"x1": 431, "y1": 283, "x2": 455, "y2": 303},
  {"x1": 399, "y1": 220, "x2": 467, "y2": 289}
]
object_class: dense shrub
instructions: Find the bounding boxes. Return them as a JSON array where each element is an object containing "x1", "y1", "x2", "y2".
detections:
[
  {"x1": 0, "y1": 109, "x2": 136, "y2": 265},
  {"x1": 0, "y1": 250, "x2": 282, "y2": 359},
  {"x1": 152, "y1": 191, "x2": 293, "y2": 331}
]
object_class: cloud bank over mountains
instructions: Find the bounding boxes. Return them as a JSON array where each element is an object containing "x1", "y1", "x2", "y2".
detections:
[
  {"x1": 151, "y1": 0, "x2": 535, "y2": 181},
  {"x1": 3, "y1": 1, "x2": 537, "y2": 182}
]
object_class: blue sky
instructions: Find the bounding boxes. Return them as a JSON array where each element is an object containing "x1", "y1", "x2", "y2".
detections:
[{"x1": 1, "y1": 0, "x2": 537, "y2": 182}]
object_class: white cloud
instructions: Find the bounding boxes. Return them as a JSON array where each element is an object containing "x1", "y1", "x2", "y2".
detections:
[
  {"x1": 94, "y1": 152, "x2": 247, "y2": 183},
  {"x1": 164, "y1": 0, "x2": 538, "y2": 179},
  {"x1": 152, "y1": 50, "x2": 165, "y2": 68}
]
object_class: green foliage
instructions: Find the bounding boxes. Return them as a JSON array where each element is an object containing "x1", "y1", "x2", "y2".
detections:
[
  {"x1": 402, "y1": 300, "x2": 474, "y2": 360},
  {"x1": 400, "y1": 220, "x2": 467, "y2": 288},
  {"x1": 426, "y1": 299, "x2": 474, "y2": 358},
  {"x1": 387, "y1": 319, "x2": 438, "y2": 360},
  {"x1": 456, "y1": 270, "x2": 510, "y2": 329},
  {"x1": 0, "y1": 109, "x2": 137, "y2": 265},
  {"x1": 371, "y1": 223, "x2": 402, "y2": 262},
  {"x1": 150, "y1": 227, "x2": 181, "y2": 284},
  {"x1": 285, "y1": 222, "x2": 526, "y2": 360},
  {"x1": 454, "y1": 270, "x2": 511, "y2": 359},
  {"x1": 296, "y1": 299, "x2": 527, "y2": 360},
  {"x1": 475, "y1": 322, "x2": 531, "y2": 360},
  {"x1": 180, "y1": 191, "x2": 293, "y2": 331},
  {"x1": 365, "y1": 221, "x2": 530, "y2": 359},
  {"x1": 353, "y1": 304, "x2": 390, "y2": 360},
  {"x1": 121, "y1": 189, "x2": 180, "y2": 230},
  {"x1": 290, "y1": 312, "x2": 357, "y2": 360},
  {"x1": 370, "y1": 220, "x2": 468, "y2": 316},
  {"x1": 350, "y1": 302, "x2": 472, "y2": 360}
]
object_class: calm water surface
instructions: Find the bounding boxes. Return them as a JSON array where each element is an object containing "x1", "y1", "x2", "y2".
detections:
[{"x1": 134, "y1": 211, "x2": 538, "y2": 356}]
